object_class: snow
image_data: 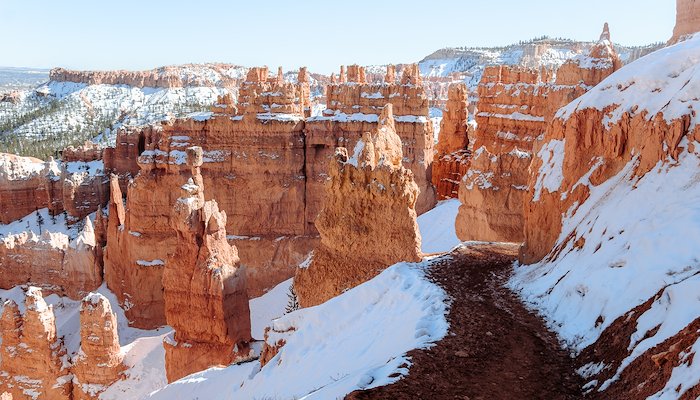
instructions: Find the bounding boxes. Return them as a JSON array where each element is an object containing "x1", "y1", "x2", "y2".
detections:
[
  {"x1": 147, "y1": 261, "x2": 448, "y2": 400},
  {"x1": 510, "y1": 147, "x2": 700, "y2": 398},
  {"x1": 418, "y1": 199, "x2": 461, "y2": 254},
  {"x1": 558, "y1": 33, "x2": 700, "y2": 129},
  {"x1": 64, "y1": 160, "x2": 104, "y2": 176},
  {"x1": 136, "y1": 259, "x2": 165, "y2": 267},
  {"x1": 532, "y1": 139, "x2": 565, "y2": 201},
  {"x1": 249, "y1": 279, "x2": 292, "y2": 340}
]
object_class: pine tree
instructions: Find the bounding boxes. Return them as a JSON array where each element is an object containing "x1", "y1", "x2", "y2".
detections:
[
  {"x1": 285, "y1": 284, "x2": 300, "y2": 314},
  {"x1": 36, "y1": 210, "x2": 44, "y2": 234}
]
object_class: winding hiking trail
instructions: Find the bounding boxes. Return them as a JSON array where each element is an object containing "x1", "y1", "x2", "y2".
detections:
[{"x1": 348, "y1": 243, "x2": 584, "y2": 400}]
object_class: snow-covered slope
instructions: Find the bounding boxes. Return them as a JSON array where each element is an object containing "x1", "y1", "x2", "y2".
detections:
[
  {"x1": 147, "y1": 261, "x2": 448, "y2": 400},
  {"x1": 510, "y1": 34, "x2": 700, "y2": 398}
]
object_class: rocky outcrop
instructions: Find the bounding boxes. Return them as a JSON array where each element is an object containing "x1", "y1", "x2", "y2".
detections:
[
  {"x1": 306, "y1": 64, "x2": 437, "y2": 217},
  {"x1": 432, "y1": 83, "x2": 473, "y2": 199},
  {"x1": 0, "y1": 288, "x2": 72, "y2": 400},
  {"x1": 237, "y1": 66, "x2": 309, "y2": 117},
  {"x1": 456, "y1": 24, "x2": 621, "y2": 243},
  {"x1": 72, "y1": 293, "x2": 124, "y2": 400},
  {"x1": 162, "y1": 146, "x2": 251, "y2": 382},
  {"x1": 62, "y1": 142, "x2": 102, "y2": 163},
  {"x1": 0, "y1": 153, "x2": 57, "y2": 224},
  {"x1": 0, "y1": 217, "x2": 102, "y2": 299},
  {"x1": 670, "y1": 0, "x2": 700, "y2": 43},
  {"x1": 49, "y1": 63, "x2": 245, "y2": 88},
  {"x1": 295, "y1": 105, "x2": 423, "y2": 307}
]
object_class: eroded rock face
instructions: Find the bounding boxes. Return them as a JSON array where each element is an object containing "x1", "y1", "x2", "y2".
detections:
[
  {"x1": 49, "y1": 64, "x2": 243, "y2": 88},
  {"x1": 0, "y1": 153, "x2": 56, "y2": 224},
  {"x1": 306, "y1": 64, "x2": 436, "y2": 217},
  {"x1": 433, "y1": 83, "x2": 473, "y2": 199},
  {"x1": 456, "y1": 24, "x2": 621, "y2": 243},
  {"x1": 162, "y1": 146, "x2": 251, "y2": 383},
  {"x1": 72, "y1": 293, "x2": 124, "y2": 400},
  {"x1": 0, "y1": 288, "x2": 72, "y2": 400},
  {"x1": 295, "y1": 105, "x2": 423, "y2": 307},
  {"x1": 670, "y1": 0, "x2": 700, "y2": 43},
  {"x1": 0, "y1": 218, "x2": 102, "y2": 299}
]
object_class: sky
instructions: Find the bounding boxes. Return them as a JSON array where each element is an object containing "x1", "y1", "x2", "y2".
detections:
[{"x1": 0, "y1": 0, "x2": 676, "y2": 74}]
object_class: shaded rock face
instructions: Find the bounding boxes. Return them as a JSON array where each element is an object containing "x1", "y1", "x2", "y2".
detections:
[
  {"x1": 72, "y1": 293, "x2": 124, "y2": 400},
  {"x1": 49, "y1": 63, "x2": 242, "y2": 88},
  {"x1": 456, "y1": 24, "x2": 621, "y2": 243},
  {"x1": 0, "y1": 217, "x2": 102, "y2": 300},
  {"x1": 306, "y1": 64, "x2": 436, "y2": 218},
  {"x1": 432, "y1": 83, "x2": 473, "y2": 199},
  {"x1": 162, "y1": 146, "x2": 251, "y2": 383},
  {"x1": 0, "y1": 288, "x2": 72, "y2": 400},
  {"x1": 670, "y1": 0, "x2": 700, "y2": 43},
  {"x1": 295, "y1": 105, "x2": 423, "y2": 307},
  {"x1": 103, "y1": 174, "x2": 169, "y2": 328}
]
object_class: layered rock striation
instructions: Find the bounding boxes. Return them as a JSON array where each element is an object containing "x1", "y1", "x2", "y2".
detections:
[
  {"x1": 294, "y1": 104, "x2": 423, "y2": 307},
  {"x1": 0, "y1": 288, "x2": 72, "y2": 399},
  {"x1": 162, "y1": 146, "x2": 251, "y2": 382},
  {"x1": 456, "y1": 24, "x2": 621, "y2": 243}
]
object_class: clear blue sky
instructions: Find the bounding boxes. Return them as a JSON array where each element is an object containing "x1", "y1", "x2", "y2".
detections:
[{"x1": 0, "y1": 0, "x2": 676, "y2": 74}]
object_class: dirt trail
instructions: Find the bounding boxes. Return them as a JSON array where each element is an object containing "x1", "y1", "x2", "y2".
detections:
[{"x1": 348, "y1": 243, "x2": 584, "y2": 400}]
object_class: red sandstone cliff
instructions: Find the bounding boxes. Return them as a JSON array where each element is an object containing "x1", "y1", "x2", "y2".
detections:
[
  {"x1": 294, "y1": 104, "x2": 423, "y2": 307},
  {"x1": 162, "y1": 146, "x2": 251, "y2": 382}
]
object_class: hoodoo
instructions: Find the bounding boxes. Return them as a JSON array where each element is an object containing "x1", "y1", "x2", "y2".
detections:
[
  {"x1": 294, "y1": 104, "x2": 423, "y2": 307},
  {"x1": 162, "y1": 146, "x2": 252, "y2": 383},
  {"x1": 0, "y1": 288, "x2": 72, "y2": 400},
  {"x1": 72, "y1": 293, "x2": 125, "y2": 400},
  {"x1": 670, "y1": 0, "x2": 700, "y2": 43}
]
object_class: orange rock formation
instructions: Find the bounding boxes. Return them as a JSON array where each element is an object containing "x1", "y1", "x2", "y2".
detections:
[
  {"x1": 456, "y1": 24, "x2": 621, "y2": 243},
  {"x1": 162, "y1": 146, "x2": 251, "y2": 382},
  {"x1": 294, "y1": 104, "x2": 423, "y2": 307},
  {"x1": 72, "y1": 293, "x2": 124, "y2": 400},
  {"x1": 670, "y1": 0, "x2": 700, "y2": 43},
  {"x1": 432, "y1": 83, "x2": 472, "y2": 199},
  {"x1": 306, "y1": 64, "x2": 436, "y2": 217},
  {"x1": 0, "y1": 288, "x2": 72, "y2": 399}
]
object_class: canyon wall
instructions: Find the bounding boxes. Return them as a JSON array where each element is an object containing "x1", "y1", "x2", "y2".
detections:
[
  {"x1": 670, "y1": 0, "x2": 700, "y2": 43},
  {"x1": 49, "y1": 63, "x2": 244, "y2": 88},
  {"x1": 295, "y1": 105, "x2": 423, "y2": 307},
  {"x1": 456, "y1": 24, "x2": 620, "y2": 243},
  {"x1": 163, "y1": 147, "x2": 251, "y2": 382}
]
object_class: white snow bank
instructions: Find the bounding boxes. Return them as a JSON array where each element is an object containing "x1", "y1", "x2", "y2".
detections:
[
  {"x1": 510, "y1": 148, "x2": 700, "y2": 398},
  {"x1": 418, "y1": 199, "x2": 461, "y2": 254},
  {"x1": 249, "y1": 278, "x2": 292, "y2": 340},
  {"x1": 148, "y1": 261, "x2": 448, "y2": 400},
  {"x1": 558, "y1": 33, "x2": 700, "y2": 128}
]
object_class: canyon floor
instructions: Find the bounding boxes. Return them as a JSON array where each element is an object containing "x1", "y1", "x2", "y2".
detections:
[{"x1": 349, "y1": 243, "x2": 584, "y2": 400}]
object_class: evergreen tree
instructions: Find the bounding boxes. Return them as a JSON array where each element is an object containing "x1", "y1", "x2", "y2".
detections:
[{"x1": 285, "y1": 284, "x2": 300, "y2": 314}]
